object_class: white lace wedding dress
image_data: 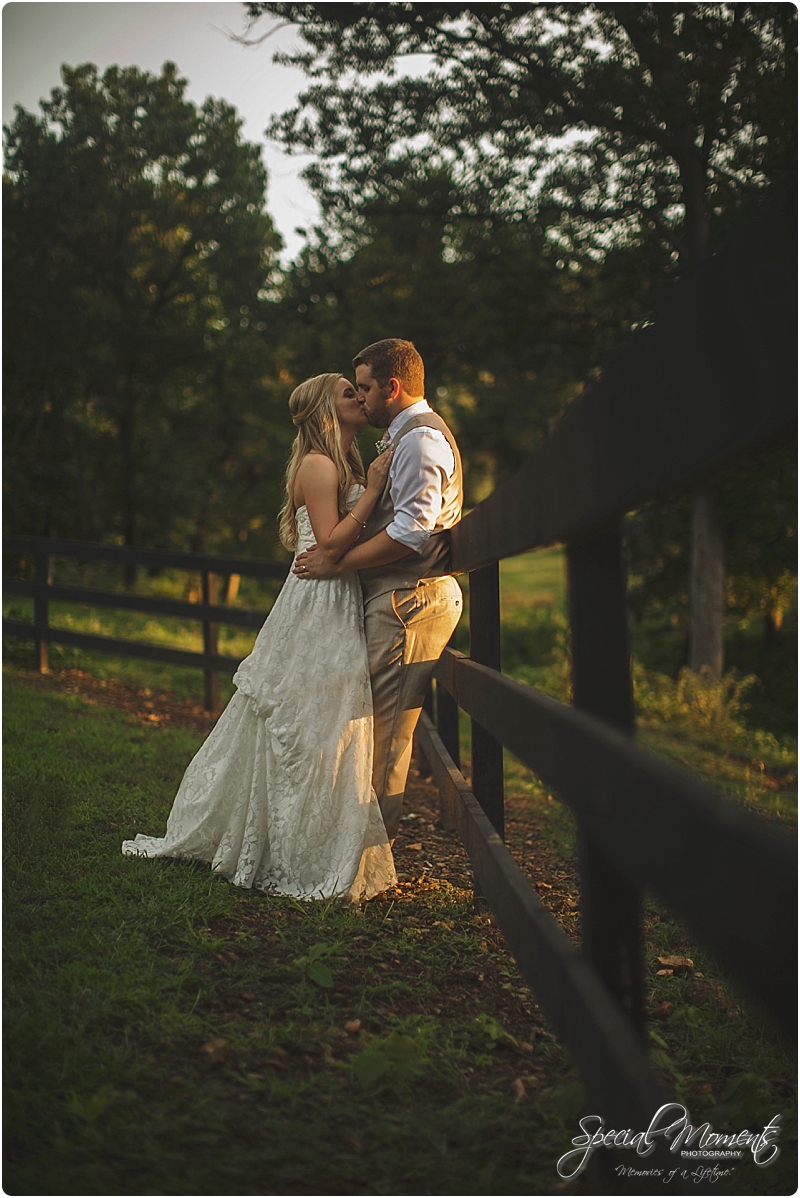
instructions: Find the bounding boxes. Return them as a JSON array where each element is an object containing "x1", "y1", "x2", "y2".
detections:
[{"x1": 122, "y1": 489, "x2": 396, "y2": 901}]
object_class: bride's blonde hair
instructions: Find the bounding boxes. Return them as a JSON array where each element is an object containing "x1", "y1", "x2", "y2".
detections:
[{"x1": 278, "y1": 373, "x2": 366, "y2": 550}]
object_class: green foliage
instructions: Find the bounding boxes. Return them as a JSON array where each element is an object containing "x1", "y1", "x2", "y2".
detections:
[
  {"x1": 275, "y1": 179, "x2": 663, "y2": 500},
  {"x1": 351, "y1": 1032, "x2": 428, "y2": 1089},
  {"x1": 474, "y1": 1014, "x2": 519, "y2": 1051},
  {"x1": 254, "y1": 3, "x2": 796, "y2": 265},
  {"x1": 625, "y1": 439, "x2": 797, "y2": 733},
  {"x1": 534, "y1": 1081, "x2": 586, "y2": 1125},
  {"x1": 627, "y1": 442, "x2": 797, "y2": 643},
  {"x1": 295, "y1": 941, "x2": 337, "y2": 988},
  {"x1": 3, "y1": 61, "x2": 291, "y2": 556},
  {"x1": 635, "y1": 661, "x2": 758, "y2": 737}
]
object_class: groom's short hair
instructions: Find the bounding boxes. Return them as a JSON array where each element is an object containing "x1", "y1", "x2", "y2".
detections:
[{"x1": 353, "y1": 338, "x2": 424, "y2": 397}]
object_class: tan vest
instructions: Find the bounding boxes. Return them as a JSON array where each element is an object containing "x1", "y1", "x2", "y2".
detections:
[{"x1": 359, "y1": 409, "x2": 463, "y2": 600}]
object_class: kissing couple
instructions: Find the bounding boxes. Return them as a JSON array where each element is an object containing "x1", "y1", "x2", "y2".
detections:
[{"x1": 123, "y1": 338, "x2": 463, "y2": 901}]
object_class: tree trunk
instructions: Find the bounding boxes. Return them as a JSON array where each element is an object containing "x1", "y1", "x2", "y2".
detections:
[
  {"x1": 688, "y1": 487, "x2": 725, "y2": 675},
  {"x1": 680, "y1": 146, "x2": 726, "y2": 673}
]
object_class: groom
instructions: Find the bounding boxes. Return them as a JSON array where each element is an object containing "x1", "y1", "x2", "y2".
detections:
[{"x1": 293, "y1": 338, "x2": 463, "y2": 841}]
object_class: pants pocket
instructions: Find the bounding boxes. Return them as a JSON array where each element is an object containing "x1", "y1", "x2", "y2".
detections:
[{"x1": 392, "y1": 582, "x2": 462, "y2": 627}]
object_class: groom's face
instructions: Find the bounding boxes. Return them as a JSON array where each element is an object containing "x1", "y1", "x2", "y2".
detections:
[{"x1": 355, "y1": 364, "x2": 394, "y2": 428}]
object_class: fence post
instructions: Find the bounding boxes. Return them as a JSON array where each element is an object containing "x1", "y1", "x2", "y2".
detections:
[
  {"x1": 567, "y1": 516, "x2": 644, "y2": 1039},
  {"x1": 34, "y1": 551, "x2": 50, "y2": 673},
  {"x1": 436, "y1": 639, "x2": 461, "y2": 771},
  {"x1": 469, "y1": 563, "x2": 504, "y2": 839},
  {"x1": 414, "y1": 685, "x2": 435, "y2": 782},
  {"x1": 202, "y1": 571, "x2": 219, "y2": 712}
]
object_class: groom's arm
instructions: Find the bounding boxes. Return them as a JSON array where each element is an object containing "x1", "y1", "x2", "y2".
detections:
[
  {"x1": 293, "y1": 426, "x2": 453, "y2": 580},
  {"x1": 293, "y1": 530, "x2": 412, "y2": 578}
]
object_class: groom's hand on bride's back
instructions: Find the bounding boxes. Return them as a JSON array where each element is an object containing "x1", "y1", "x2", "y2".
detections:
[{"x1": 293, "y1": 545, "x2": 340, "y2": 579}]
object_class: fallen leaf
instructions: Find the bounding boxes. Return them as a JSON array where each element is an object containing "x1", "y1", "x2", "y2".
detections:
[
  {"x1": 407, "y1": 843, "x2": 423, "y2": 851},
  {"x1": 511, "y1": 1078, "x2": 527, "y2": 1103},
  {"x1": 200, "y1": 1038, "x2": 231, "y2": 1065},
  {"x1": 344, "y1": 1020, "x2": 361, "y2": 1035},
  {"x1": 657, "y1": 955, "x2": 694, "y2": 974},
  {"x1": 656, "y1": 968, "x2": 674, "y2": 978},
  {"x1": 653, "y1": 1001, "x2": 674, "y2": 1020}
]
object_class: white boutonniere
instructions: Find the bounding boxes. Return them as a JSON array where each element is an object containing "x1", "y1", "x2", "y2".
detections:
[{"x1": 374, "y1": 438, "x2": 391, "y2": 455}]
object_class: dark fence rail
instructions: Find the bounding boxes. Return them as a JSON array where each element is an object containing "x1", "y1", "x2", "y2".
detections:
[
  {"x1": 414, "y1": 210, "x2": 797, "y2": 1130},
  {"x1": 454, "y1": 219, "x2": 796, "y2": 570},
  {"x1": 3, "y1": 536, "x2": 289, "y2": 709}
]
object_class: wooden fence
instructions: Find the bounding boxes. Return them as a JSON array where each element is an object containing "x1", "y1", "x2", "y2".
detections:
[
  {"x1": 415, "y1": 209, "x2": 797, "y2": 1134},
  {"x1": 2, "y1": 540, "x2": 286, "y2": 710},
  {"x1": 3, "y1": 208, "x2": 796, "y2": 1139}
]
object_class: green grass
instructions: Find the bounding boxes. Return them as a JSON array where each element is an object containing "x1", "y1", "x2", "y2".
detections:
[
  {"x1": 4, "y1": 545, "x2": 796, "y2": 1193},
  {"x1": 639, "y1": 908, "x2": 798, "y2": 1198},
  {"x1": 499, "y1": 547, "x2": 567, "y2": 617},
  {"x1": 4, "y1": 670, "x2": 591, "y2": 1197}
]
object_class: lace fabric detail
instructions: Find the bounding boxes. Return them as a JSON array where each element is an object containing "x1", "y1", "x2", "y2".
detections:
[{"x1": 122, "y1": 487, "x2": 396, "y2": 902}]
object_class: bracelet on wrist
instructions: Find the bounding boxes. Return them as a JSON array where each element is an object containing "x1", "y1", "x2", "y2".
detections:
[{"x1": 347, "y1": 510, "x2": 367, "y2": 529}]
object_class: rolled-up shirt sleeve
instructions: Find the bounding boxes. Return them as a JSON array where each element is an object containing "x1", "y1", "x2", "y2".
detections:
[{"x1": 385, "y1": 428, "x2": 456, "y2": 552}]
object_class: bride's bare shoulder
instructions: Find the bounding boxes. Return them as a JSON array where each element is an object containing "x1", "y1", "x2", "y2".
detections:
[
  {"x1": 297, "y1": 452, "x2": 337, "y2": 479},
  {"x1": 294, "y1": 452, "x2": 338, "y2": 508}
]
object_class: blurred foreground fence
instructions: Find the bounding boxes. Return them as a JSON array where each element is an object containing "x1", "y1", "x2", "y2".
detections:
[
  {"x1": 2, "y1": 540, "x2": 287, "y2": 711},
  {"x1": 414, "y1": 209, "x2": 797, "y2": 1137}
]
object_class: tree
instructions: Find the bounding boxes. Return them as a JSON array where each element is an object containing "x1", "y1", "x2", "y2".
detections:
[
  {"x1": 247, "y1": 1, "x2": 796, "y2": 671},
  {"x1": 4, "y1": 62, "x2": 288, "y2": 566},
  {"x1": 276, "y1": 173, "x2": 664, "y2": 501}
]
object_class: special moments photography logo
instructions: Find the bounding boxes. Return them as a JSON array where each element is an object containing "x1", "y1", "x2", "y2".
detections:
[{"x1": 556, "y1": 1103, "x2": 783, "y2": 1181}]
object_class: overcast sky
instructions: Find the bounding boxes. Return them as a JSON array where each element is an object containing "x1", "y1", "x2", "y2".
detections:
[{"x1": 2, "y1": 1, "x2": 319, "y2": 260}]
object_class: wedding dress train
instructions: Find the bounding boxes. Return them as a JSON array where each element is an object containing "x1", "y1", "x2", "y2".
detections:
[{"x1": 122, "y1": 490, "x2": 396, "y2": 901}]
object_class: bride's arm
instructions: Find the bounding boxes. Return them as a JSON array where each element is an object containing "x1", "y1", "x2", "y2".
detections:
[{"x1": 296, "y1": 452, "x2": 391, "y2": 563}]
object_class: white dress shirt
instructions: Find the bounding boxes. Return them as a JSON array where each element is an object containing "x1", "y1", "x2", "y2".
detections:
[{"x1": 383, "y1": 400, "x2": 456, "y2": 552}]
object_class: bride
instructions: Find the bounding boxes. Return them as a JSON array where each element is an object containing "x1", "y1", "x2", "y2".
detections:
[{"x1": 122, "y1": 373, "x2": 397, "y2": 901}]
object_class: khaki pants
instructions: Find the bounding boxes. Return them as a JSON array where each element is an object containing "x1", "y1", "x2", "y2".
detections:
[{"x1": 364, "y1": 576, "x2": 463, "y2": 840}]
